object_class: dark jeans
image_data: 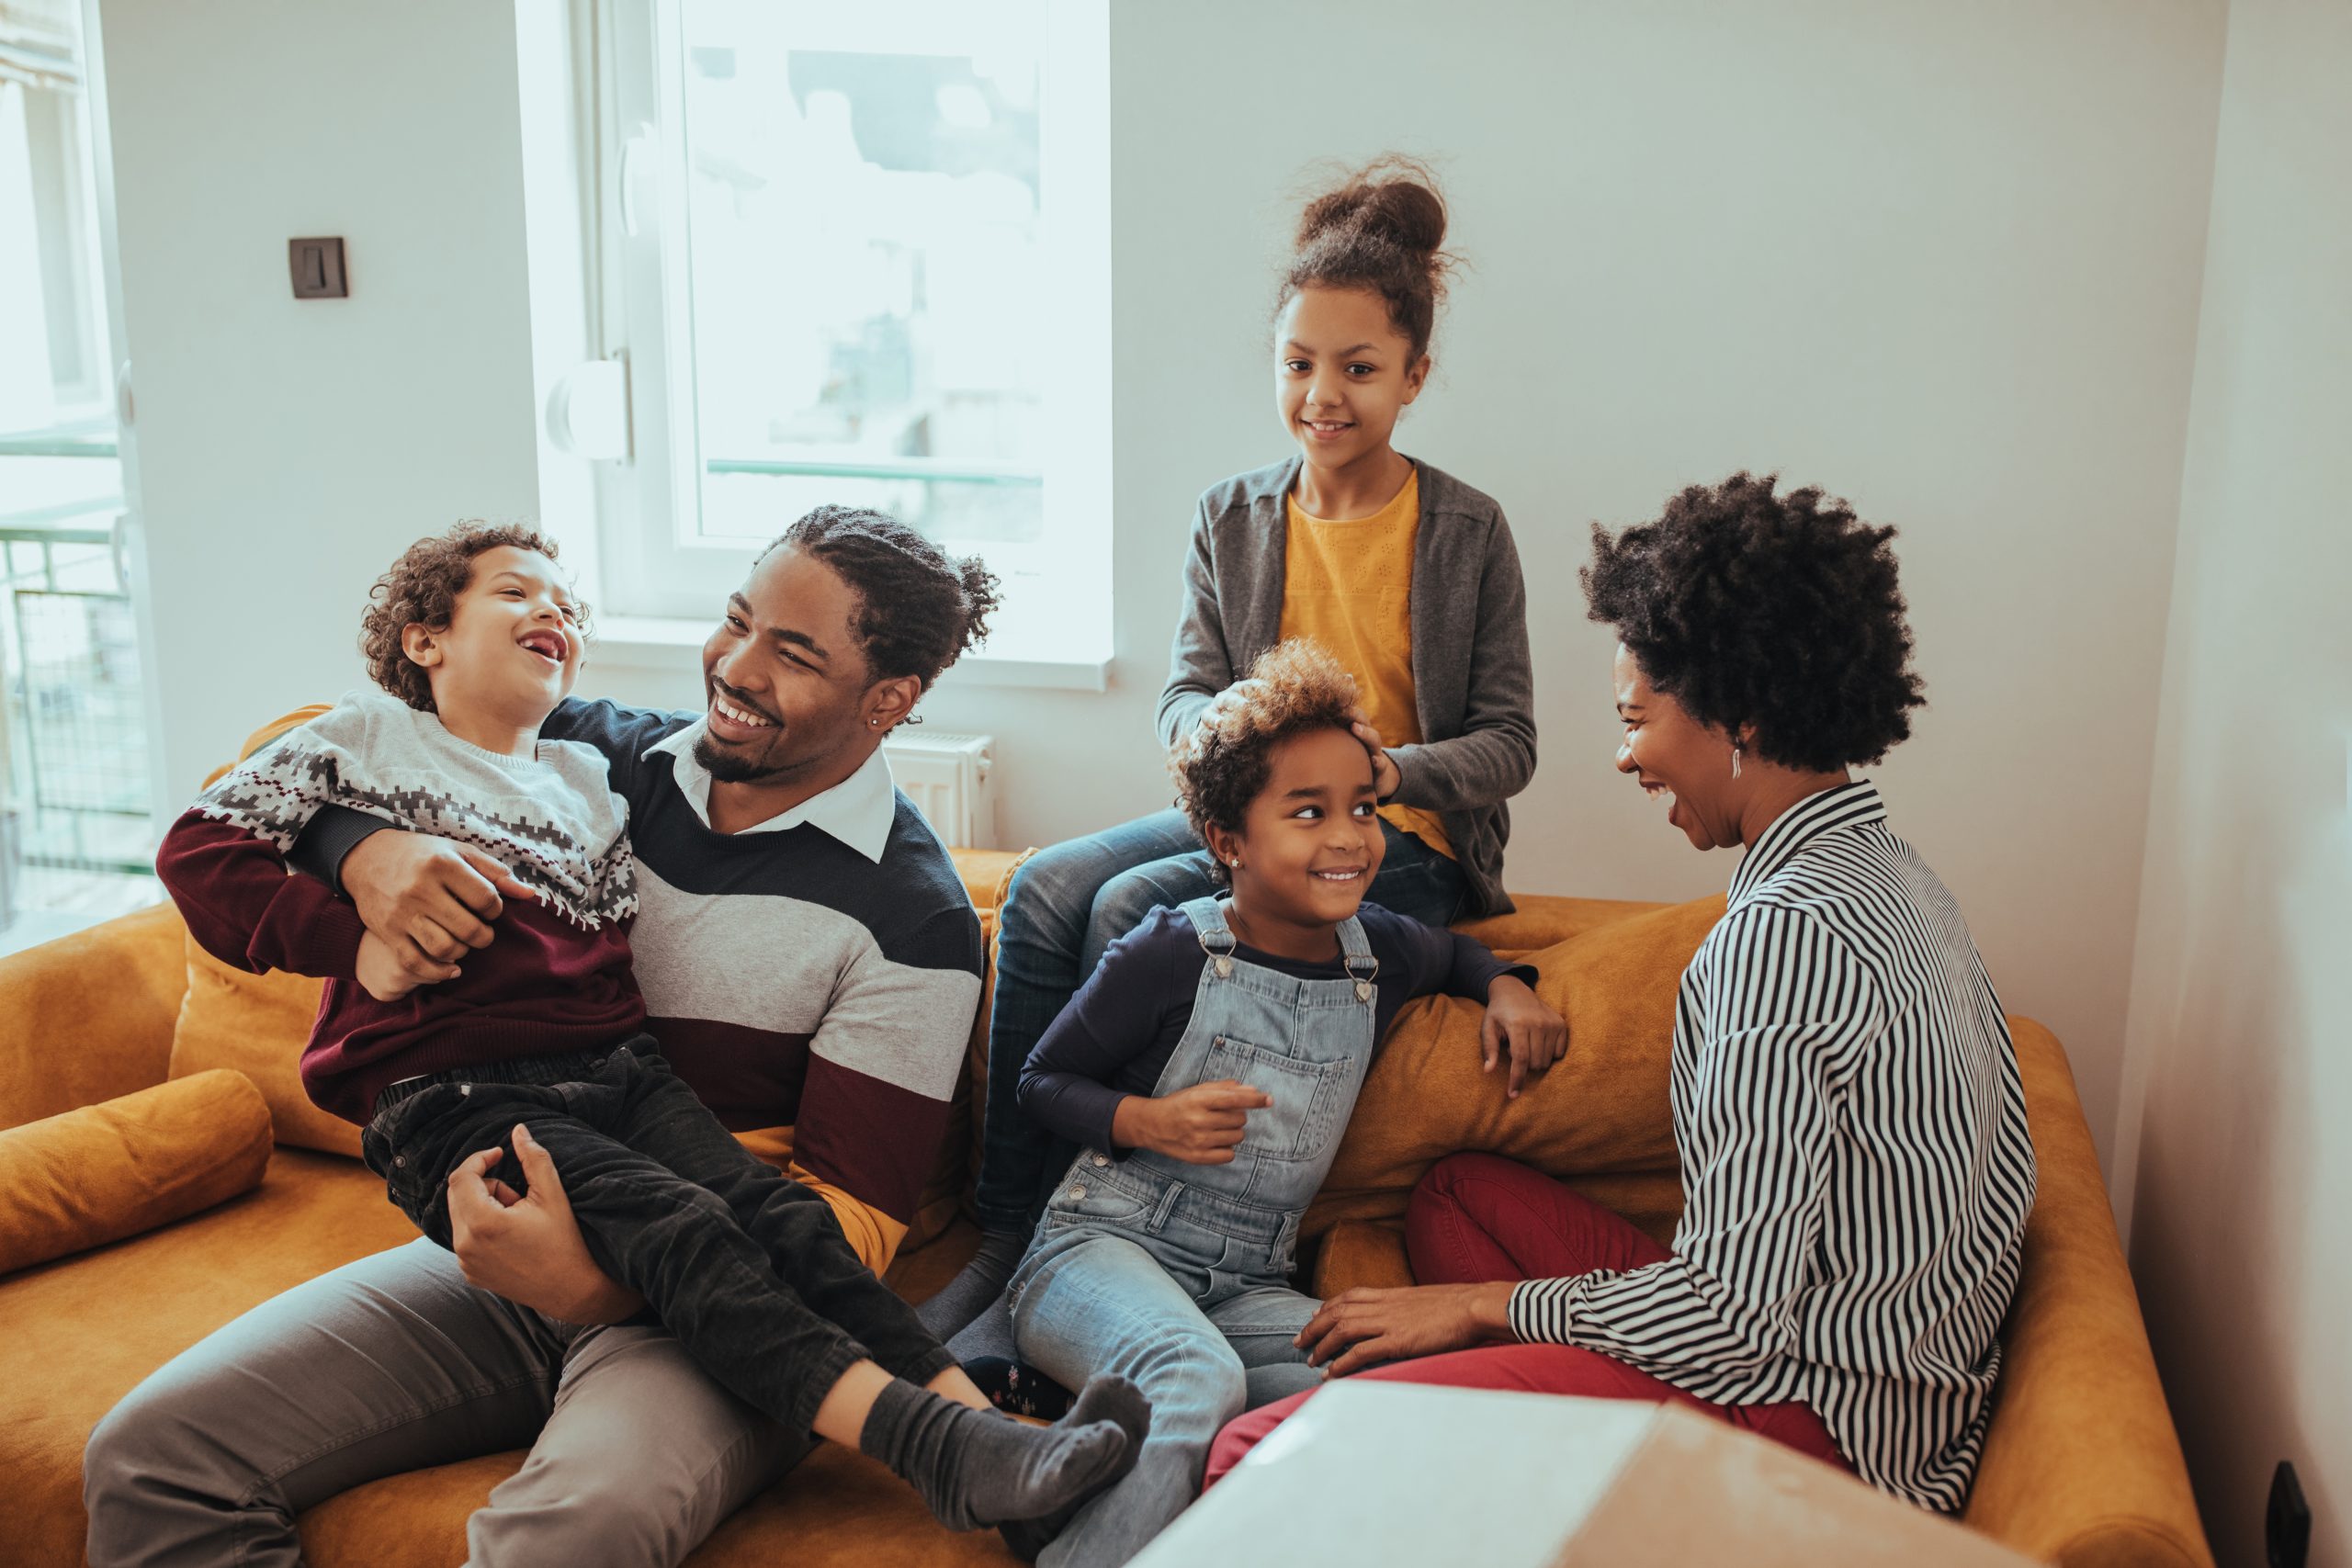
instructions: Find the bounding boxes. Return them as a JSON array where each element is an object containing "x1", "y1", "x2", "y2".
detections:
[
  {"x1": 972, "y1": 812, "x2": 1468, "y2": 1235},
  {"x1": 362, "y1": 1040, "x2": 956, "y2": 1436}
]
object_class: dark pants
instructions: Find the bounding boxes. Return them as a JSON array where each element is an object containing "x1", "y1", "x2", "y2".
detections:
[{"x1": 362, "y1": 1040, "x2": 956, "y2": 1436}]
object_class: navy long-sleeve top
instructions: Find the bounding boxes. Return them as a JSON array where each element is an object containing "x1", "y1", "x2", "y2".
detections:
[{"x1": 1018, "y1": 900, "x2": 1536, "y2": 1151}]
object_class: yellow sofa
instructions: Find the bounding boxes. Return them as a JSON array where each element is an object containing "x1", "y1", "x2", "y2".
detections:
[{"x1": 0, "y1": 854, "x2": 2211, "y2": 1568}]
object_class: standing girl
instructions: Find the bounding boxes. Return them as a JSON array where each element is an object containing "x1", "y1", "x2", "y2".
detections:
[{"x1": 924, "y1": 158, "x2": 1540, "y2": 1338}]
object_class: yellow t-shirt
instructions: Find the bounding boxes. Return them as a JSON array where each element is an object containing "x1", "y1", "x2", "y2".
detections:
[{"x1": 1276, "y1": 470, "x2": 1453, "y2": 861}]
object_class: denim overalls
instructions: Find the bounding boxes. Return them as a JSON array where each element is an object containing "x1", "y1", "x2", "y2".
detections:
[{"x1": 1006, "y1": 896, "x2": 1380, "y2": 1567}]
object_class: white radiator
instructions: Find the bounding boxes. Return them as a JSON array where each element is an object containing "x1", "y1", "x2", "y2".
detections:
[{"x1": 883, "y1": 729, "x2": 998, "y2": 850}]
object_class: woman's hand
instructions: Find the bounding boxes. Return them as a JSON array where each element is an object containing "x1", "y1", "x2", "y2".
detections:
[
  {"x1": 1482, "y1": 975, "x2": 1568, "y2": 1099},
  {"x1": 447, "y1": 1123, "x2": 645, "y2": 1324},
  {"x1": 1345, "y1": 706, "x2": 1404, "y2": 802},
  {"x1": 342, "y1": 829, "x2": 538, "y2": 988},
  {"x1": 1295, "y1": 1282, "x2": 1517, "y2": 1377},
  {"x1": 1111, "y1": 1080, "x2": 1272, "y2": 1165}
]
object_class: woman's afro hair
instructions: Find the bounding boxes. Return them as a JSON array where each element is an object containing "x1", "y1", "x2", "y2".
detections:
[
  {"x1": 1580, "y1": 472, "x2": 1926, "y2": 773},
  {"x1": 1169, "y1": 639, "x2": 1363, "y2": 886}
]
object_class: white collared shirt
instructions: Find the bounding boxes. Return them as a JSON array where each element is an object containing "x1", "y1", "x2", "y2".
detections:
[{"x1": 644, "y1": 719, "x2": 897, "y2": 863}]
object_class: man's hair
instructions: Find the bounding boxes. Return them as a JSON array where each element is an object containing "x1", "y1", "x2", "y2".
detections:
[
  {"x1": 769, "y1": 506, "x2": 1001, "y2": 694},
  {"x1": 360, "y1": 522, "x2": 576, "y2": 713},
  {"x1": 1580, "y1": 472, "x2": 1926, "y2": 773},
  {"x1": 1168, "y1": 639, "x2": 1362, "y2": 886}
]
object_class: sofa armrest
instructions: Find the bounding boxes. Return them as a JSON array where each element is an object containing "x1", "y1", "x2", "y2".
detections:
[
  {"x1": 0, "y1": 902, "x2": 189, "y2": 1133},
  {"x1": 1962, "y1": 1018, "x2": 2213, "y2": 1568},
  {"x1": 0, "y1": 1067, "x2": 273, "y2": 1276}
]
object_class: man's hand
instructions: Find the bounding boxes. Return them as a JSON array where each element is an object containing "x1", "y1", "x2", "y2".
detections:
[
  {"x1": 447, "y1": 1123, "x2": 644, "y2": 1324},
  {"x1": 1344, "y1": 705, "x2": 1404, "y2": 803},
  {"x1": 1482, "y1": 975, "x2": 1568, "y2": 1099},
  {"x1": 1110, "y1": 1079, "x2": 1272, "y2": 1165},
  {"x1": 1295, "y1": 1282, "x2": 1517, "y2": 1377},
  {"x1": 354, "y1": 931, "x2": 427, "y2": 1003},
  {"x1": 343, "y1": 831, "x2": 537, "y2": 988}
]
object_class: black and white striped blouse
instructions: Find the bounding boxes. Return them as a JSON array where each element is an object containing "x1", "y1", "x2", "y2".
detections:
[{"x1": 1509, "y1": 780, "x2": 2037, "y2": 1509}]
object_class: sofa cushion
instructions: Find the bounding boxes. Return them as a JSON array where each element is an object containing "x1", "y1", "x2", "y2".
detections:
[
  {"x1": 0, "y1": 1144, "x2": 1001, "y2": 1568},
  {"x1": 0, "y1": 1149, "x2": 414, "y2": 1568},
  {"x1": 0, "y1": 1068, "x2": 273, "y2": 1276},
  {"x1": 169, "y1": 940, "x2": 360, "y2": 1156},
  {"x1": 1304, "y1": 894, "x2": 1724, "y2": 1244}
]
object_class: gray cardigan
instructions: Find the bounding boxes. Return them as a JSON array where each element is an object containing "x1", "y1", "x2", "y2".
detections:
[{"x1": 1156, "y1": 455, "x2": 1537, "y2": 918}]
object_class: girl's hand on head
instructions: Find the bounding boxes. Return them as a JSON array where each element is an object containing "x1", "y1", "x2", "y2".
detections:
[
  {"x1": 1481, "y1": 975, "x2": 1568, "y2": 1099},
  {"x1": 1113, "y1": 1080, "x2": 1272, "y2": 1165},
  {"x1": 1343, "y1": 705, "x2": 1404, "y2": 802}
]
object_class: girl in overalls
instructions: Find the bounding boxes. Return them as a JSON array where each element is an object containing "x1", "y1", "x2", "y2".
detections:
[{"x1": 1004, "y1": 640, "x2": 1566, "y2": 1567}]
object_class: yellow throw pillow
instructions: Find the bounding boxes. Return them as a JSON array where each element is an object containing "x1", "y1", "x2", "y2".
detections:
[
  {"x1": 167, "y1": 705, "x2": 363, "y2": 1157},
  {"x1": 168, "y1": 939, "x2": 359, "y2": 1158},
  {"x1": 1304, "y1": 893, "x2": 1726, "y2": 1243},
  {"x1": 0, "y1": 1068, "x2": 273, "y2": 1276}
]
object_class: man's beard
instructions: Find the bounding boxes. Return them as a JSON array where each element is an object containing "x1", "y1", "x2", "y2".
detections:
[{"x1": 694, "y1": 731, "x2": 792, "y2": 784}]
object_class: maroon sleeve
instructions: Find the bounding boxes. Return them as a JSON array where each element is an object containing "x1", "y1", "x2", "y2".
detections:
[{"x1": 156, "y1": 809, "x2": 369, "y2": 979}]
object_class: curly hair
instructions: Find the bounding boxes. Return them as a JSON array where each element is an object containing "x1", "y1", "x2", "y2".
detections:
[
  {"x1": 770, "y1": 506, "x2": 1001, "y2": 698},
  {"x1": 360, "y1": 522, "x2": 577, "y2": 713},
  {"x1": 1580, "y1": 473, "x2": 1926, "y2": 773},
  {"x1": 1168, "y1": 639, "x2": 1363, "y2": 886},
  {"x1": 1277, "y1": 154, "x2": 1457, "y2": 363}
]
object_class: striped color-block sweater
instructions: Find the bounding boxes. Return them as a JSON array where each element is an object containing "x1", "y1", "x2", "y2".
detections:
[{"x1": 1507, "y1": 780, "x2": 2037, "y2": 1510}]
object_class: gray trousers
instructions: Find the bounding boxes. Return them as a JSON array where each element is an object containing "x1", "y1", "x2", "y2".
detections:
[{"x1": 83, "y1": 1237, "x2": 806, "y2": 1568}]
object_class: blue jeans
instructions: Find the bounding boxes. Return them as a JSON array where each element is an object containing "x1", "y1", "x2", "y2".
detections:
[
  {"x1": 973, "y1": 810, "x2": 1467, "y2": 1235},
  {"x1": 1008, "y1": 1226, "x2": 1325, "y2": 1567}
]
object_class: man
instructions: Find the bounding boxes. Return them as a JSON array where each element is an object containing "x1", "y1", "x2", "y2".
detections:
[{"x1": 86, "y1": 506, "x2": 1009, "y2": 1567}]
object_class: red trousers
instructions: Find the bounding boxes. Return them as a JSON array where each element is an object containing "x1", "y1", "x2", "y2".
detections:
[{"x1": 1205, "y1": 1152, "x2": 1850, "y2": 1485}]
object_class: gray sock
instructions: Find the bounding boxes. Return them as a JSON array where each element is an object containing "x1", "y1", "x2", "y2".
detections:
[
  {"x1": 915, "y1": 1229, "x2": 1026, "y2": 1342},
  {"x1": 996, "y1": 1374, "x2": 1155, "y2": 1562},
  {"x1": 858, "y1": 1374, "x2": 1141, "y2": 1533}
]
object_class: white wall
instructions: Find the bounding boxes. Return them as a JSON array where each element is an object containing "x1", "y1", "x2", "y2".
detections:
[
  {"x1": 96, "y1": 0, "x2": 2227, "y2": 1180},
  {"x1": 2111, "y1": 0, "x2": 2352, "y2": 1561},
  {"x1": 922, "y1": 0, "x2": 2227, "y2": 1176},
  {"x1": 96, "y1": 0, "x2": 546, "y2": 808}
]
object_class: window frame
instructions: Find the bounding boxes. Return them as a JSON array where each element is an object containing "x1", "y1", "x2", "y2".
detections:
[{"x1": 582, "y1": 0, "x2": 1113, "y2": 683}]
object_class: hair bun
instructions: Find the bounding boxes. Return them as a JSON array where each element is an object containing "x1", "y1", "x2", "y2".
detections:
[{"x1": 1296, "y1": 155, "x2": 1447, "y2": 255}]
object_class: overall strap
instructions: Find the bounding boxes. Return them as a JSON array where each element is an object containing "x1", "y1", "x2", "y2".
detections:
[
  {"x1": 1335, "y1": 912, "x2": 1379, "y2": 997},
  {"x1": 1183, "y1": 896, "x2": 1238, "y2": 976}
]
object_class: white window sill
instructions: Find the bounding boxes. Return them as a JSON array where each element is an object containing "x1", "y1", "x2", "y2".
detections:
[{"x1": 590, "y1": 616, "x2": 1111, "y2": 693}]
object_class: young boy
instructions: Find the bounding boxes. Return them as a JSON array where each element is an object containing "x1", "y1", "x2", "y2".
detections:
[{"x1": 155, "y1": 522, "x2": 1145, "y2": 1557}]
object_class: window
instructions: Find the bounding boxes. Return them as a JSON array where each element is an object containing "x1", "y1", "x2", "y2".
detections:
[
  {"x1": 591, "y1": 0, "x2": 1111, "y2": 676},
  {"x1": 1, "y1": 0, "x2": 156, "y2": 947}
]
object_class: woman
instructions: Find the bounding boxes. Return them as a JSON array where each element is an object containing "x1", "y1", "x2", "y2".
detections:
[
  {"x1": 922, "y1": 158, "x2": 1539, "y2": 1343},
  {"x1": 1206, "y1": 473, "x2": 2037, "y2": 1512}
]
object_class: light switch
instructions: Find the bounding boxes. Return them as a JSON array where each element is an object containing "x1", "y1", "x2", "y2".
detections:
[{"x1": 289, "y1": 237, "x2": 347, "y2": 299}]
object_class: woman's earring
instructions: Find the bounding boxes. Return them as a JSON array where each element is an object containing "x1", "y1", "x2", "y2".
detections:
[{"x1": 1732, "y1": 744, "x2": 1743, "y2": 779}]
